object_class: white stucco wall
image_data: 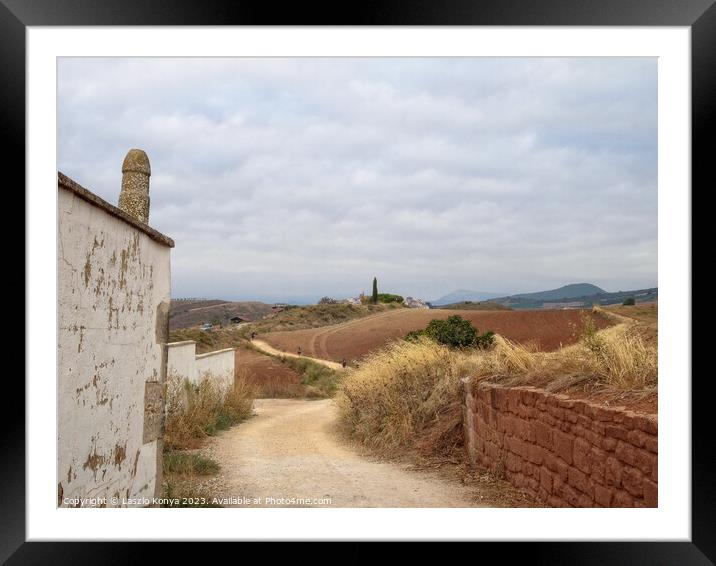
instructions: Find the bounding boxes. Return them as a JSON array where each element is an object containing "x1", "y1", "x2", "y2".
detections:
[
  {"x1": 166, "y1": 342, "x2": 235, "y2": 409},
  {"x1": 196, "y1": 348, "x2": 235, "y2": 393},
  {"x1": 167, "y1": 341, "x2": 197, "y2": 384},
  {"x1": 58, "y1": 182, "x2": 172, "y2": 507}
]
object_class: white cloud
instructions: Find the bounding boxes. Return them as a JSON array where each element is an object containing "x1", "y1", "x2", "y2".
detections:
[{"x1": 58, "y1": 57, "x2": 657, "y2": 301}]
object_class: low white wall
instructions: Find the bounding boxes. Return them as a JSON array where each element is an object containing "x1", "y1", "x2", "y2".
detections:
[
  {"x1": 167, "y1": 341, "x2": 197, "y2": 385},
  {"x1": 167, "y1": 342, "x2": 235, "y2": 393},
  {"x1": 196, "y1": 348, "x2": 235, "y2": 393}
]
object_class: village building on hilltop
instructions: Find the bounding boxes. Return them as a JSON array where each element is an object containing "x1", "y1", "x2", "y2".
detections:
[{"x1": 403, "y1": 296, "x2": 430, "y2": 309}]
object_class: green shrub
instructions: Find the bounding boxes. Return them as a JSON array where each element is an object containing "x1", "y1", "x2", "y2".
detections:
[
  {"x1": 622, "y1": 297, "x2": 636, "y2": 306},
  {"x1": 282, "y1": 357, "x2": 342, "y2": 397},
  {"x1": 405, "y1": 315, "x2": 495, "y2": 349},
  {"x1": 163, "y1": 452, "x2": 220, "y2": 476},
  {"x1": 377, "y1": 293, "x2": 404, "y2": 304}
]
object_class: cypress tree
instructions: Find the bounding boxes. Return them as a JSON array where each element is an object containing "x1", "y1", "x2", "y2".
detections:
[{"x1": 372, "y1": 277, "x2": 378, "y2": 304}]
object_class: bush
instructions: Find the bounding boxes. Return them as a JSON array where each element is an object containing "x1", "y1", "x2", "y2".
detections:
[
  {"x1": 164, "y1": 372, "x2": 255, "y2": 450},
  {"x1": 622, "y1": 297, "x2": 636, "y2": 306},
  {"x1": 336, "y1": 338, "x2": 481, "y2": 457},
  {"x1": 406, "y1": 315, "x2": 495, "y2": 349},
  {"x1": 376, "y1": 293, "x2": 404, "y2": 304},
  {"x1": 281, "y1": 356, "x2": 342, "y2": 398}
]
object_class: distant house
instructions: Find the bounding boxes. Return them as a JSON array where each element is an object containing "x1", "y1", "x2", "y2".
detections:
[
  {"x1": 404, "y1": 296, "x2": 429, "y2": 309},
  {"x1": 229, "y1": 316, "x2": 246, "y2": 324},
  {"x1": 272, "y1": 303, "x2": 287, "y2": 313},
  {"x1": 345, "y1": 297, "x2": 362, "y2": 306}
]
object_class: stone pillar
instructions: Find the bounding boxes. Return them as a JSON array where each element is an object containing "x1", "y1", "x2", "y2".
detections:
[{"x1": 118, "y1": 149, "x2": 151, "y2": 223}]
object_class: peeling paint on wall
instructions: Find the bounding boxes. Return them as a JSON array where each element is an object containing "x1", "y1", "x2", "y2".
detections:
[
  {"x1": 58, "y1": 180, "x2": 172, "y2": 507},
  {"x1": 143, "y1": 381, "x2": 164, "y2": 444}
]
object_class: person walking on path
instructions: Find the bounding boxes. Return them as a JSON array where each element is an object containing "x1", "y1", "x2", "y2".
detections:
[
  {"x1": 341, "y1": 358, "x2": 347, "y2": 369},
  {"x1": 297, "y1": 346, "x2": 302, "y2": 356}
]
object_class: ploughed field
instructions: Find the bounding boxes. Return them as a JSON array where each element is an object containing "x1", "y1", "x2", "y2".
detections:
[
  {"x1": 260, "y1": 308, "x2": 613, "y2": 363},
  {"x1": 234, "y1": 347, "x2": 304, "y2": 398}
]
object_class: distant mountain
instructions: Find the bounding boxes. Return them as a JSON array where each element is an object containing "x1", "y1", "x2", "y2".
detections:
[
  {"x1": 507, "y1": 283, "x2": 606, "y2": 302},
  {"x1": 432, "y1": 285, "x2": 602, "y2": 307},
  {"x1": 433, "y1": 283, "x2": 657, "y2": 310},
  {"x1": 492, "y1": 284, "x2": 657, "y2": 310},
  {"x1": 431, "y1": 289, "x2": 506, "y2": 306}
]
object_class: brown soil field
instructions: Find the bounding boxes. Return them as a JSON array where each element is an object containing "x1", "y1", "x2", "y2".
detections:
[
  {"x1": 234, "y1": 346, "x2": 304, "y2": 398},
  {"x1": 262, "y1": 308, "x2": 613, "y2": 362}
]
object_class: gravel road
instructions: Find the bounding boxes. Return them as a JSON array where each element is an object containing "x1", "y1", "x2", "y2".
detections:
[
  {"x1": 251, "y1": 339, "x2": 345, "y2": 370},
  {"x1": 200, "y1": 398, "x2": 492, "y2": 508}
]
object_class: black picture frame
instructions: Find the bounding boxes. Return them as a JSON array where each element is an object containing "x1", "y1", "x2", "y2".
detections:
[{"x1": 8, "y1": 0, "x2": 708, "y2": 562}]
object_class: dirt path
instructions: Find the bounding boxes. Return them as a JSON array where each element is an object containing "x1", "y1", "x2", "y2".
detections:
[
  {"x1": 251, "y1": 339, "x2": 344, "y2": 370},
  {"x1": 200, "y1": 399, "x2": 496, "y2": 508}
]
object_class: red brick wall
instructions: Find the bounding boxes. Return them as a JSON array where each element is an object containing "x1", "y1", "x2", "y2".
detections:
[{"x1": 463, "y1": 380, "x2": 657, "y2": 507}]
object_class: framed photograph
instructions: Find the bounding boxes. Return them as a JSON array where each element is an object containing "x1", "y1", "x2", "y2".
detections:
[{"x1": 11, "y1": 0, "x2": 709, "y2": 561}]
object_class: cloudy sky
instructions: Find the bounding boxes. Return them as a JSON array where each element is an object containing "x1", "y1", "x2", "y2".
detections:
[{"x1": 58, "y1": 58, "x2": 657, "y2": 303}]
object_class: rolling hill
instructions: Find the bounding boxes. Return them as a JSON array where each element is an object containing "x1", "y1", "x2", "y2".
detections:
[
  {"x1": 169, "y1": 299, "x2": 275, "y2": 330},
  {"x1": 500, "y1": 283, "x2": 606, "y2": 302},
  {"x1": 431, "y1": 289, "x2": 505, "y2": 306},
  {"x1": 434, "y1": 284, "x2": 657, "y2": 310}
]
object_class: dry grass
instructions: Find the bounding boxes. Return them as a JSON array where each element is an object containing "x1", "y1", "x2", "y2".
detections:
[
  {"x1": 470, "y1": 312, "x2": 658, "y2": 391},
  {"x1": 336, "y1": 338, "x2": 480, "y2": 457},
  {"x1": 240, "y1": 341, "x2": 342, "y2": 398},
  {"x1": 161, "y1": 451, "x2": 222, "y2": 507},
  {"x1": 161, "y1": 373, "x2": 254, "y2": 506},
  {"x1": 164, "y1": 371, "x2": 255, "y2": 450},
  {"x1": 244, "y1": 368, "x2": 306, "y2": 398},
  {"x1": 336, "y1": 313, "x2": 657, "y2": 460},
  {"x1": 605, "y1": 302, "x2": 658, "y2": 325},
  {"x1": 572, "y1": 322, "x2": 658, "y2": 390}
]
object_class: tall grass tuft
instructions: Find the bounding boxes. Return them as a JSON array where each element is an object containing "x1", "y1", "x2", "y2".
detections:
[
  {"x1": 164, "y1": 371, "x2": 255, "y2": 450},
  {"x1": 337, "y1": 316, "x2": 657, "y2": 460},
  {"x1": 336, "y1": 338, "x2": 481, "y2": 457},
  {"x1": 576, "y1": 324, "x2": 657, "y2": 389}
]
